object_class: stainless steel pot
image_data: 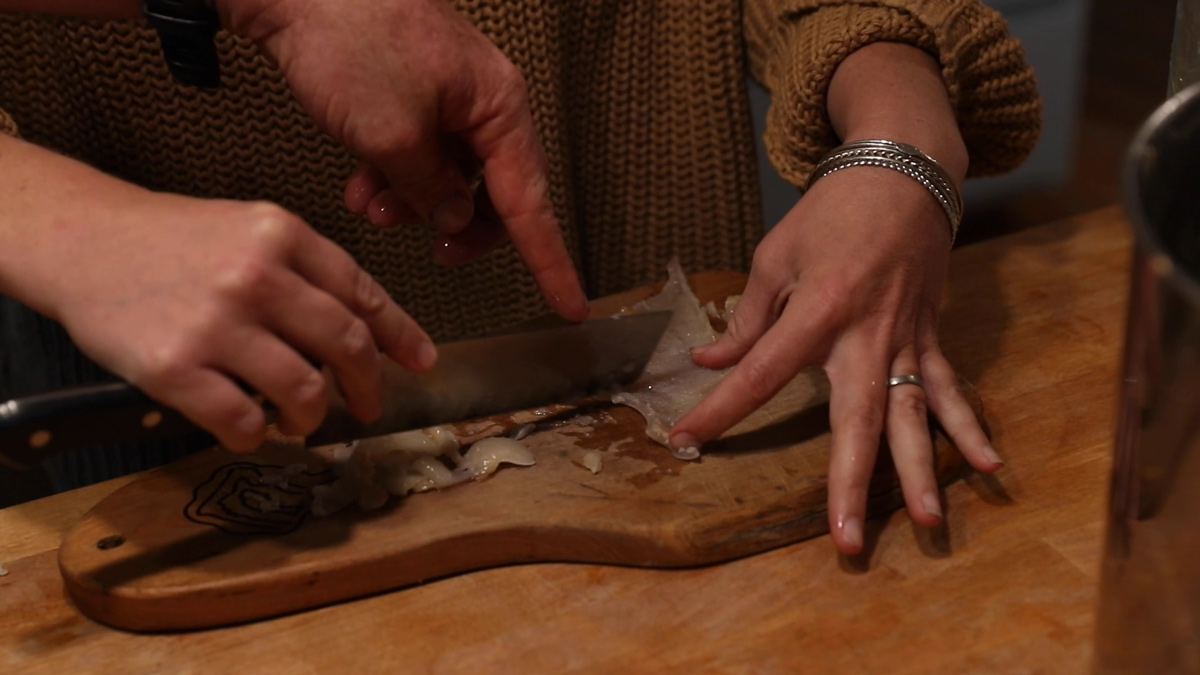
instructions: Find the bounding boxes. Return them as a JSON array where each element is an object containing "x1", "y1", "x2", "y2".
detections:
[{"x1": 1095, "y1": 82, "x2": 1200, "y2": 673}]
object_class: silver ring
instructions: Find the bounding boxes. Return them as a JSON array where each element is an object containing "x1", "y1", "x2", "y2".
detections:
[{"x1": 887, "y1": 374, "x2": 924, "y2": 389}]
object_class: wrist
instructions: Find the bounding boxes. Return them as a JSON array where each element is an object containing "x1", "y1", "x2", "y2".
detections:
[
  {"x1": 840, "y1": 124, "x2": 968, "y2": 187},
  {"x1": 827, "y1": 42, "x2": 969, "y2": 185},
  {"x1": 808, "y1": 139, "x2": 963, "y2": 242}
]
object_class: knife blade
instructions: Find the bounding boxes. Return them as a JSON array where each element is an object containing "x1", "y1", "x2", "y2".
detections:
[{"x1": 0, "y1": 311, "x2": 671, "y2": 470}]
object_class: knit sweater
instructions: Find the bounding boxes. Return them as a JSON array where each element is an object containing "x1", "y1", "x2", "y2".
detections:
[{"x1": 0, "y1": 0, "x2": 1040, "y2": 494}]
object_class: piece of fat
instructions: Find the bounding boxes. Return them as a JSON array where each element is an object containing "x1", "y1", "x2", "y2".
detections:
[
  {"x1": 722, "y1": 295, "x2": 742, "y2": 322},
  {"x1": 362, "y1": 426, "x2": 459, "y2": 459},
  {"x1": 611, "y1": 258, "x2": 729, "y2": 458},
  {"x1": 454, "y1": 437, "x2": 536, "y2": 481},
  {"x1": 581, "y1": 451, "x2": 603, "y2": 474},
  {"x1": 410, "y1": 456, "x2": 456, "y2": 486}
]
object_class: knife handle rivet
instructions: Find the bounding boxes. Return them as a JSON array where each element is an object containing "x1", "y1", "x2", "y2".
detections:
[
  {"x1": 142, "y1": 411, "x2": 164, "y2": 429},
  {"x1": 28, "y1": 429, "x2": 51, "y2": 448}
]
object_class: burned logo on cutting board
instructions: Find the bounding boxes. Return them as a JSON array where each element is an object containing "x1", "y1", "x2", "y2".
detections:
[{"x1": 185, "y1": 462, "x2": 335, "y2": 535}]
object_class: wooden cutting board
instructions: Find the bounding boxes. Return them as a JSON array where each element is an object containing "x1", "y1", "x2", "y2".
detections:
[{"x1": 57, "y1": 273, "x2": 980, "y2": 631}]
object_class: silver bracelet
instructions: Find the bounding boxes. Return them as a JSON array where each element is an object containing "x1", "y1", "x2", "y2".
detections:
[{"x1": 806, "y1": 139, "x2": 963, "y2": 243}]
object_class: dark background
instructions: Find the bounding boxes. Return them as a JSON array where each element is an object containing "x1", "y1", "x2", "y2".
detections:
[{"x1": 963, "y1": 0, "x2": 1179, "y2": 242}]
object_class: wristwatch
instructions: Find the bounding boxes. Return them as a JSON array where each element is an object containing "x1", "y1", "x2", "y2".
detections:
[{"x1": 143, "y1": 0, "x2": 221, "y2": 88}]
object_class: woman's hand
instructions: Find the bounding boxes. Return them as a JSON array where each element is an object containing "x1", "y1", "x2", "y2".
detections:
[
  {"x1": 670, "y1": 42, "x2": 1004, "y2": 554},
  {"x1": 0, "y1": 137, "x2": 433, "y2": 453},
  {"x1": 669, "y1": 168, "x2": 1001, "y2": 554},
  {"x1": 221, "y1": 0, "x2": 588, "y2": 321}
]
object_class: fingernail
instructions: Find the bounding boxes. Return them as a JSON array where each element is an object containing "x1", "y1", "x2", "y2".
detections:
[
  {"x1": 416, "y1": 342, "x2": 438, "y2": 371},
  {"x1": 922, "y1": 491, "x2": 943, "y2": 519},
  {"x1": 982, "y1": 444, "x2": 1004, "y2": 467},
  {"x1": 691, "y1": 344, "x2": 712, "y2": 359},
  {"x1": 430, "y1": 196, "x2": 474, "y2": 235},
  {"x1": 841, "y1": 516, "x2": 863, "y2": 550},
  {"x1": 669, "y1": 432, "x2": 700, "y2": 453}
]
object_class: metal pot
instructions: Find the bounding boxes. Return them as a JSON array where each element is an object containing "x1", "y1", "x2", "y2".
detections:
[{"x1": 1095, "y1": 82, "x2": 1200, "y2": 672}]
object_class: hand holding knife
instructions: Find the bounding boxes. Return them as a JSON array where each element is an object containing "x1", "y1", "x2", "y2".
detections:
[{"x1": 0, "y1": 312, "x2": 669, "y2": 470}]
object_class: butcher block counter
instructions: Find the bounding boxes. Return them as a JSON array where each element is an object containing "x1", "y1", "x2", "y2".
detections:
[{"x1": 0, "y1": 207, "x2": 1130, "y2": 673}]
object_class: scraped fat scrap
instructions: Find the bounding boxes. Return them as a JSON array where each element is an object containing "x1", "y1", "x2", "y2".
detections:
[
  {"x1": 311, "y1": 428, "x2": 535, "y2": 517},
  {"x1": 612, "y1": 258, "x2": 733, "y2": 461}
]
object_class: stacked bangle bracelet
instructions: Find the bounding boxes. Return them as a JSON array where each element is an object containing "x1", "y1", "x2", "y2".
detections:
[{"x1": 805, "y1": 139, "x2": 964, "y2": 243}]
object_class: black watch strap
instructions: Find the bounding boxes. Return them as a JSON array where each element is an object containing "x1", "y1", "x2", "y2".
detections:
[{"x1": 143, "y1": 0, "x2": 221, "y2": 88}]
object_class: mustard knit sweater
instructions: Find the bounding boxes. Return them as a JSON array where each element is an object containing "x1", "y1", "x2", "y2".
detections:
[
  {"x1": 1, "y1": 0, "x2": 1040, "y2": 335},
  {"x1": 0, "y1": 0, "x2": 1040, "y2": 491}
]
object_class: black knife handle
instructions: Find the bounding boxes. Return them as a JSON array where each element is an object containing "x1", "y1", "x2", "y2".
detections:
[{"x1": 0, "y1": 382, "x2": 202, "y2": 470}]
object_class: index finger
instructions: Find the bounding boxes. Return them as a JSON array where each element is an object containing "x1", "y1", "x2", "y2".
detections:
[
  {"x1": 463, "y1": 105, "x2": 588, "y2": 321},
  {"x1": 669, "y1": 299, "x2": 831, "y2": 450}
]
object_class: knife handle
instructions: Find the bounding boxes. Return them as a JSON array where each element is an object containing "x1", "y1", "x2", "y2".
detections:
[{"x1": 0, "y1": 382, "x2": 204, "y2": 470}]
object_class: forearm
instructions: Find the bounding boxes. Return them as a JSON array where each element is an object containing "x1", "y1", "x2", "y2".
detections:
[
  {"x1": 826, "y1": 42, "x2": 968, "y2": 184},
  {"x1": 0, "y1": 134, "x2": 146, "y2": 318}
]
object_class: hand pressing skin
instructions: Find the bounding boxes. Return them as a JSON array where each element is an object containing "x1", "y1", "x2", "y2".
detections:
[
  {"x1": 669, "y1": 43, "x2": 1003, "y2": 555},
  {"x1": 222, "y1": 0, "x2": 589, "y2": 320},
  {"x1": 671, "y1": 168, "x2": 1000, "y2": 554},
  {"x1": 0, "y1": 137, "x2": 434, "y2": 452}
]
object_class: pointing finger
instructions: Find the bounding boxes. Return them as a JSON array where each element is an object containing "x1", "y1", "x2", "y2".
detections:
[
  {"x1": 461, "y1": 85, "x2": 587, "y2": 321},
  {"x1": 670, "y1": 297, "x2": 830, "y2": 450}
]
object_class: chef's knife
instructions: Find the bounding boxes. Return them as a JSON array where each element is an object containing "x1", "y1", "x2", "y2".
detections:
[{"x1": 0, "y1": 311, "x2": 670, "y2": 470}]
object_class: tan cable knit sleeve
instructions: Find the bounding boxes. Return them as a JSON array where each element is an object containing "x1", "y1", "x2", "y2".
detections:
[
  {"x1": 0, "y1": 108, "x2": 17, "y2": 137},
  {"x1": 743, "y1": 0, "x2": 1042, "y2": 185}
]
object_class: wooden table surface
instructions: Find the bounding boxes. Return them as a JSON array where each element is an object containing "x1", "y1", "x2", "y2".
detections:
[{"x1": 0, "y1": 207, "x2": 1132, "y2": 674}]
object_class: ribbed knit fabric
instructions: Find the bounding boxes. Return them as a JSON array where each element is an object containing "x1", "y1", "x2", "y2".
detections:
[
  {"x1": 745, "y1": 0, "x2": 1042, "y2": 185},
  {"x1": 0, "y1": 0, "x2": 1040, "y2": 497}
]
